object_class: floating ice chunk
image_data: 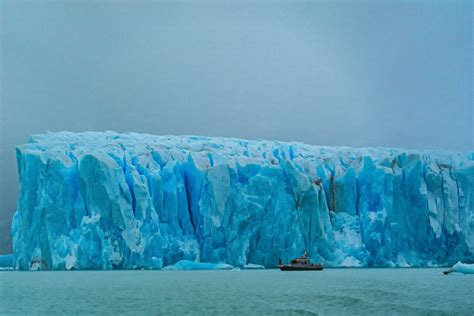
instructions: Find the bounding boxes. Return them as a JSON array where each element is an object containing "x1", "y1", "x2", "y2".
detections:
[
  {"x1": 163, "y1": 260, "x2": 233, "y2": 270},
  {"x1": 243, "y1": 263, "x2": 265, "y2": 269},
  {"x1": 444, "y1": 261, "x2": 474, "y2": 274}
]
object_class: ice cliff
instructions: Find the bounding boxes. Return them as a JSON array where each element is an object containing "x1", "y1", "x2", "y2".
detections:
[{"x1": 11, "y1": 132, "x2": 474, "y2": 270}]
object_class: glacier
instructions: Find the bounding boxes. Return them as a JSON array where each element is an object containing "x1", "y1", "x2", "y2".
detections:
[
  {"x1": 0, "y1": 254, "x2": 13, "y2": 270},
  {"x1": 11, "y1": 131, "x2": 474, "y2": 270}
]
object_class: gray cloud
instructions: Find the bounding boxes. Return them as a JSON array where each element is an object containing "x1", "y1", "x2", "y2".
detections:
[{"x1": 1, "y1": 1, "x2": 472, "y2": 253}]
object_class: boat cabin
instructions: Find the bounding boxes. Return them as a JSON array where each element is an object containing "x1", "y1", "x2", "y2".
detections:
[
  {"x1": 278, "y1": 252, "x2": 323, "y2": 271},
  {"x1": 290, "y1": 252, "x2": 310, "y2": 266}
]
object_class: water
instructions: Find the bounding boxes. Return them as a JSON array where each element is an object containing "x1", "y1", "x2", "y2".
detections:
[{"x1": 1, "y1": 269, "x2": 472, "y2": 315}]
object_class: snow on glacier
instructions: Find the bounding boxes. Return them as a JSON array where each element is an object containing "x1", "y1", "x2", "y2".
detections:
[{"x1": 11, "y1": 131, "x2": 474, "y2": 270}]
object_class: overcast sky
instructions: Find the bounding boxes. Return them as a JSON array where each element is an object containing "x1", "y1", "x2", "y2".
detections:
[{"x1": 0, "y1": 1, "x2": 472, "y2": 253}]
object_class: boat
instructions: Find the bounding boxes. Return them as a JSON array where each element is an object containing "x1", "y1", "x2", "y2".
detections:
[{"x1": 278, "y1": 252, "x2": 323, "y2": 271}]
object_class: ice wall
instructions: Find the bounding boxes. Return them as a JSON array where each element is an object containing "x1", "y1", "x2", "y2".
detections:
[{"x1": 11, "y1": 132, "x2": 474, "y2": 270}]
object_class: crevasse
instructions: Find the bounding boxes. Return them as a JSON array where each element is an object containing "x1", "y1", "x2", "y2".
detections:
[{"x1": 11, "y1": 132, "x2": 474, "y2": 270}]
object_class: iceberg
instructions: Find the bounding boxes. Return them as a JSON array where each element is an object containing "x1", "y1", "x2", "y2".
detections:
[
  {"x1": 443, "y1": 261, "x2": 474, "y2": 275},
  {"x1": 11, "y1": 132, "x2": 474, "y2": 270},
  {"x1": 163, "y1": 260, "x2": 233, "y2": 270}
]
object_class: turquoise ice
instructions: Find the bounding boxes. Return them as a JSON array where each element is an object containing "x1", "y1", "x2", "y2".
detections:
[
  {"x1": 11, "y1": 132, "x2": 474, "y2": 270},
  {"x1": 163, "y1": 260, "x2": 233, "y2": 270},
  {"x1": 449, "y1": 261, "x2": 474, "y2": 274},
  {"x1": 0, "y1": 254, "x2": 13, "y2": 269}
]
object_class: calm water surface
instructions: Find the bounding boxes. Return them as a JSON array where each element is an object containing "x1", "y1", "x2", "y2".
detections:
[{"x1": 1, "y1": 269, "x2": 473, "y2": 315}]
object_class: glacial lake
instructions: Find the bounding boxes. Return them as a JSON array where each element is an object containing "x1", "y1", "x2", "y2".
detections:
[{"x1": 1, "y1": 268, "x2": 473, "y2": 315}]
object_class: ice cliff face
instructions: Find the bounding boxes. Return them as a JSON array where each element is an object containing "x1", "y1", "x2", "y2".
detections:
[{"x1": 11, "y1": 132, "x2": 474, "y2": 270}]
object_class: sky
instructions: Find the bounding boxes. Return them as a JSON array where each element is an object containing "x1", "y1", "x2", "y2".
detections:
[{"x1": 0, "y1": 1, "x2": 472, "y2": 254}]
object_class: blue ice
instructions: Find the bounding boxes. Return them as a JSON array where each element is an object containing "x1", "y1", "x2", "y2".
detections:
[{"x1": 11, "y1": 132, "x2": 474, "y2": 270}]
